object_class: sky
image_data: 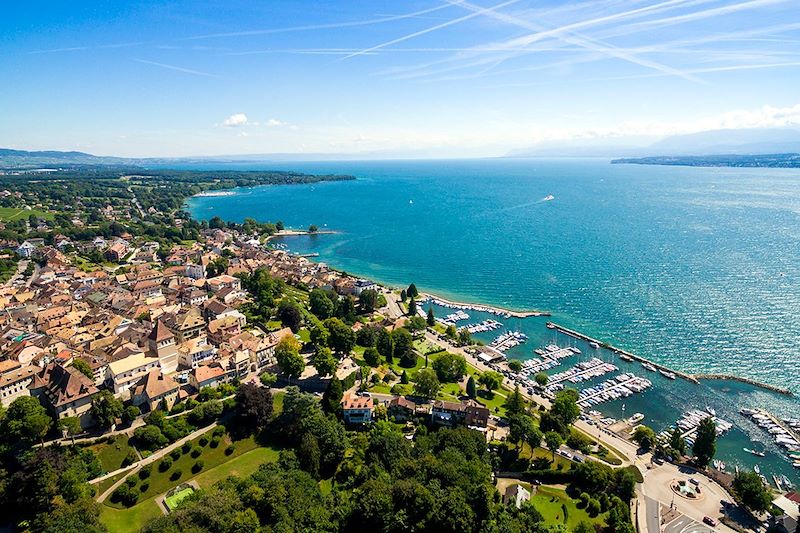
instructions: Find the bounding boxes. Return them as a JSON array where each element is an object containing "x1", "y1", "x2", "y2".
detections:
[{"x1": 2, "y1": 0, "x2": 800, "y2": 158}]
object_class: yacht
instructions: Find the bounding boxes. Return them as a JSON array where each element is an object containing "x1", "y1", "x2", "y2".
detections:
[
  {"x1": 659, "y1": 369, "x2": 677, "y2": 380},
  {"x1": 642, "y1": 362, "x2": 657, "y2": 372},
  {"x1": 744, "y1": 447, "x2": 766, "y2": 457}
]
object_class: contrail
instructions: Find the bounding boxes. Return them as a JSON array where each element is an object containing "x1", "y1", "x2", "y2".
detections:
[
  {"x1": 133, "y1": 58, "x2": 218, "y2": 78},
  {"x1": 340, "y1": 0, "x2": 524, "y2": 60}
]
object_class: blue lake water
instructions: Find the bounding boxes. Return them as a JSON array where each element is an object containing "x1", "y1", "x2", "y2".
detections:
[{"x1": 184, "y1": 158, "x2": 800, "y2": 483}]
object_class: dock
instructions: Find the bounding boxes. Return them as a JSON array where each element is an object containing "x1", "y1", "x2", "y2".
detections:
[
  {"x1": 693, "y1": 374, "x2": 793, "y2": 396},
  {"x1": 547, "y1": 322, "x2": 699, "y2": 384},
  {"x1": 422, "y1": 293, "x2": 550, "y2": 318}
]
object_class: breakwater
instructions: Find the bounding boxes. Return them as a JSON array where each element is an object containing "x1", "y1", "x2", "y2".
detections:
[
  {"x1": 694, "y1": 374, "x2": 793, "y2": 396},
  {"x1": 546, "y1": 322, "x2": 699, "y2": 384},
  {"x1": 422, "y1": 293, "x2": 550, "y2": 319}
]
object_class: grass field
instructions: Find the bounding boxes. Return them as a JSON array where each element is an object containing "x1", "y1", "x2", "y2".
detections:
[
  {"x1": 164, "y1": 487, "x2": 195, "y2": 511},
  {"x1": 100, "y1": 500, "x2": 163, "y2": 533},
  {"x1": 0, "y1": 207, "x2": 54, "y2": 221},
  {"x1": 530, "y1": 485, "x2": 607, "y2": 529},
  {"x1": 88, "y1": 435, "x2": 138, "y2": 473}
]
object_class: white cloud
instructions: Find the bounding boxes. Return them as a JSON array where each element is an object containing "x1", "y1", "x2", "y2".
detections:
[
  {"x1": 266, "y1": 118, "x2": 285, "y2": 127},
  {"x1": 238, "y1": 131, "x2": 249, "y2": 137},
  {"x1": 222, "y1": 113, "x2": 249, "y2": 127}
]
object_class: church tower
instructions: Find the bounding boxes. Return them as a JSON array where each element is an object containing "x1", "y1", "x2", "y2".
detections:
[{"x1": 148, "y1": 319, "x2": 179, "y2": 374}]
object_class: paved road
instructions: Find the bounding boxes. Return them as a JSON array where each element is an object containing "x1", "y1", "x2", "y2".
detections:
[
  {"x1": 645, "y1": 496, "x2": 662, "y2": 533},
  {"x1": 664, "y1": 515, "x2": 714, "y2": 533}
]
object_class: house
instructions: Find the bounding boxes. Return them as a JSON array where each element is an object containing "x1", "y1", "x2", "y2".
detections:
[
  {"x1": 131, "y1": 369, "x2": 179, "y2": 412},
  {"x1": 189, "y1": 364, "x2": 226, "y2": 391},
  {"x1": 180, "y1": 287, "x2": 208, "y2": 307},
  {"x1": 431, "y1": 399, "x2": 490, "y2": 428},
  {"x1": 503, "y1": 484, "x2": 532, "y2": 509},
  {"x1": 185, "y1": 263, "x2": 205, "y2": 280},
  {"x1": 207, "y1": 314, "x2": 243, "y2": 346},
  {"x1": 15, "y1": 240, "x2": 38, "y2": 258},
  {"x1": 29, "y1": 363, "x2": 99, "y2": 427},
  {"x1": 105, "y1": 241, "x2": 129, "y2": 262},
  {"x1": 341, "y1": 392, "x2": 373, "y2": 424},
  {"x1": 0, "y1": 364, "x2": 37, "y2": 406},
  {"x1": 107, "y1": 350, "x2": 161, "y2": 394},
  {"x1": 147, "y1": 320, "x2": 179, "y2": 375},
  {"x1": 76, "y1": 354, "x2": 109, "y2": 386},
  {"x1": 353, "y1": 279, "x2": 378, "y2": 296},
  {"x1": 387, "y1": 396, "x2": 417, "y2": 421},
  {"x1": 177, "y1": 336, "x2": 216, "y2": 369},
  {"x1": 162, "y1": 308, "x2": 205, "y2": 342},
  {"x1": 206, "y1": 274, "x2": 241, "y2": 293}
]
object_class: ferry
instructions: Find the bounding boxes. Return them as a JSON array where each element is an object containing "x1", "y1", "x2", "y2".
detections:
[
  {"x1": 744, "y1": 447, "x2": 766, "y2": 457},
  {"x1": 642, "y1": 362, "x2": 657, "y2": 372},
  {"x1": 659, "y1": 369, "x2": 677, "y2": 380}
]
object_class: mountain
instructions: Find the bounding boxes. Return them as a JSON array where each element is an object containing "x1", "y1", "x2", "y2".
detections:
[{"x1": 0, "y1": 148, "x2": 134, "y2": 169}]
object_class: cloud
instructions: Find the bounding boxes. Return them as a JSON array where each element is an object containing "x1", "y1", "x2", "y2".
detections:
[
  {"x1": 222, "y1": 113, "x2": 249, "y2": 127},
  {"x1": 266, "y1": 118, "x2": 286, "y2": 127}
]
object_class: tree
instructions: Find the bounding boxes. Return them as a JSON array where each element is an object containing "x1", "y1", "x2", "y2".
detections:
[
  {"x1": 692, "y1": 417, "x2": 717, "y2": 468},
  {"x1": 308, "y1": 224, "x2": 318, "y2": 233},
  {"x1": 426, "y1": 307, "x2": 435, "y2": 326},
  {"x1": 376, "y1": 328, "x2": 394, "y2": 363},
  {"x1": 310, "y1": 323, "x2": 330, "y2": 348},
  {"x1": 574, "y1": 521, "x2": 595, "y2": 533},
  {"x1": 400, "y1": 289, "x2": 407, "y2": 302},
  {"x1": 209, "y1": 216, "x2": 225, "y2": 229},
  {"x1": 312, "y1": 346, "x2": 338, "y2": 377},
  {"x1": 322, "y1": 376, "x2": 343, "y2": 414},
  {"x1": 503, "y1": 385, "x2": 526, "y2": 416},
  {"x1": 260, "y1": 371, "x2": 278, "y2": 387},
  {"x1": 337, "y1": 295, "x2": 357, "y2": 324},
  {"x1": 121, "y1": 405, "x2": 141, "y2": 426},
  {"x1": 363, "y1": 347, "x2": 381, "y2": 367},
  {"x1": 309, "y1": 289, "x2": 335, "y2": 319},
  {"x1": 298, "y1": 432, "x2": 321, "y2": 478},
  {"x1": 134, "y1": 425, "x2": 167, "y2": 451},
  {"x1": 457, "y1": 328, "x2": 472, "y2": 345},
  {"x1": 632, "y1": 425, "x2": 657, "y2": 451},
  {"x1": 507, "y1": 359, "x2": 522, "y2": 373},
  {"x1": 400, "y1": 370, "x2": 409, "y2": 384},
  {"x1": 466, "y1": 376, "x2": 477, "y2": 399},
  {"x1": 407, "y1": 315, "x2": 427, "y2": 335},
  {"x1": 393, "y1": 329, "x2": 416, "y2": 368},
  {"x1": 236, "y1": 383, "x2": 274, "y2": 430},
  {"x1": 407, "y1": 297, "x2": 418, "y2": 317},
  {"x1": 550, "y1": 388, "x2": 581, "y2": 427},
  {"x1": 91, "y1": 390, "x2": 123, "y2": 429},
  {"x1": 277, "y1": 299, "x2": 303, "y2": 332},
  {"x1": 71, "y1": 359, "x2": 94, "y2": 380},
  {"x1": 358, "y1": 289, "x2": 379, "y2": 313},
  {"x1": 669, "y1": 427, "x2": 686, "y2": 457},
  {"x1": 413, "y1": 368, "x2": 440, "y2": 399},
  {"x1": 478, "y1": 371, "x2": 502, "y2": 397},
  {"x1": 276, "y1": 336, "x2": 305, "y2": 380},
  {"x1": 544, "y1": 431, "x2": 563, "y2": 461},
  {"x1": 509, "y1": 414, "x2": 540, "y2": 456},
  {"x1": 534, "y1": 372, "x2": 549, "y2": 386},
  {"x1": 732, "y1": 471, "x2": 772, "y2": 512},
  {"x1": 58, "y1": 416, "x2": 82, "y2": 444},
  {"x1": 324, "y1": 317, "x2": 356, "y2": 355},
  {"x1": 431, "y1": 352, "x2": 467, "y2": 383},
  {"x1": 407, "y1": 283, "x2": 419, "y2": 298}
]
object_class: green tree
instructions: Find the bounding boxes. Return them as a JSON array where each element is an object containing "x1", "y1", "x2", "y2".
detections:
[
  {"x1": 322, "y1": 376, "x2": 343, "y2": 413},
  {"x1": 91, "y1": 390, "x2": 123, "y2": 429},
  {"x1": 363, "y1": 347, "x2": 381, "y2": 367},
  {"x1": 308, "y1": 224, "x2": 318, "y2": 233},
  {"x1": 406, "y1": 283, "x2": 419, "y2": 298},
  {"x1": 58, "y1": 416, "x2": 82, "y2": 444},
  {"x1": 400, "y1": 289, "x2": 407, "y2": 302},
  {"x1": 260, "y1": 371, "x2": 278, "y2": 387},
  {"x1": 445, "y1": 324, "x2": 457, "y2": 339},
  {"x1": 431, "y1": 352, "x2": 467, "y2": 382},
  {"x1": 457, "y1": 328, "x2": 472, "y2": 345},
  {"x1": 407, "y1": 315, "x2": 427, "y2": 335},
  {"x1": 669, "y1": 427, "x2": 686, "y2": 456},
  {"x1": 534, "y1": 372, "x2": 549, "y2": 386},
  {"x1": 731, "y1": 471, "x2": 772, "y2": 512},
  {"x1": 509, "y1": 413, "x2": 540, "y2": 458},
  {"x1": 310, "y1": 323, "x2": 330, "y2": 348},
  {"x1": 277, "y1": 299, "x2": 303, "y2": 332},
  {"x1": 503, "y1": 385, "x2": 526, "y2": 415},
  {"x1": 426, "y1": 307, "x2": 435, "y2": 326},
  {"x1": 544, "y1": 431, "x2": 563, "y2": 461},
  {"x1": 324, "y1": 317, "x2": 356, "y2": 355},
  {"x1": 392, "y1": 329, "x2": 416, "y2": 368},
  {"x1": 358, "y1": 289, "x2": 379, "y2": 313},
  {"x1": 508, "y1": 359, "x2": 522, "y2": 373},
  {"x1": 121, "y1": 405, "x2": 140, "y2": 426},
  {"x1": 236, "y1": 383, "x2": 274, "y2": 430},
  {"x1": 632, "y1": 425, "x2": 657, "y2": 451},
  {"x1": 478, "y1": 371, "x2": 502, "y2": 397},
  {"x1": 312, "y1": 346, "x2": 338, "y2": 377},
  {"x1": 376, "y1": 328, "x2": 394, "y2": 363},
  {"x1": 400, "y1": 370, "x2": 409, "y2": 384},
  {"x1": 298, "y1": 432, "x2": 321, "y2": 478},
  {"x1": 309, "y1": 288, "x2": 335, "y2": 319},
  {"x1": 692, "y1": 417, "x2": 717, "y2": 468},
  {"x1": 408, "y1": 297, "x2": 417, "y2": 317},
  {"x1": 551, "y1": 388, "x2": 581, "y2": 426},
  {"x1": 466, "y1": 376, "x2": 477, "y2": 399},
  {"x1": 276, "y1": 336, "x2": 305, "y2": 380},
  {"x1": 71, "y1": 359, "x2": 94, "y2": 380},
  {"x1": 413, "y1": 368, "x2": 440, "y2": 399}
]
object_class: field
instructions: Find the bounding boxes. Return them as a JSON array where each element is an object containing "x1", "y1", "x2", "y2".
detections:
[
  {"x1": 164, "y1": 486, "x2": 195, "y2": 511},
  {"x1": 0, "y1": 206, "x2": 53, "y2": 221},
  {"x1": 87, "y1": 435, "x2": 138, "y2": 473},
  {"x1": 530, "y1": 485, "x2": 607, "y2": 529}
]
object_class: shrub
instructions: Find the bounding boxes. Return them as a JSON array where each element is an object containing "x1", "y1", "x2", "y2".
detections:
[
  {"x1": 159, "y1": 457, "x2": 172, "y2": 472},
  {"x1": 192, "y1": 460, "x2": 204, "y2": 473},
  {"x1": 122, "y1": 450, "x2": 138, "y2": 467},
  {"x1": 210, "y1": 436, "x2": 221, "y2": 448},
  {"x1": 112, "y1": 485, "x2": 138, "y2": 507},
  {"x1": 170, "y1": 469, "x2": 182, "y2": 481},
  {"x1": 182, "y1": 442, "x2": 192, "y2": 454},
  {"x1": 125, "y1": 477, "x2": 137, "y2": 488},
  {"x1": 138, "y1": 465, "x2": 152, "y2": 479},
  {"x1": 191, "y1": 446, "x2": 202, "y2": 458},
  {"x1": 106, "y1": 435, "x2": 116, "y2": 445},
  {"x1": 170, "y1": 449, "x2": 181, "y2": 461},
  {"x1": 586, "y1": 498, "x2": 601, "y2": 517},
  {"x1": 199, "y1": 436, "x2": 209, "y2": 447},
  {"x1": 225, "y1": 445, "x2": 235, "y2": 456},
  {"x1": 139, "y1": 482, "x2": 149, "y2": 492},
  {"x1": 213, "y1": 426, "x2": 225, "y2": 437}
]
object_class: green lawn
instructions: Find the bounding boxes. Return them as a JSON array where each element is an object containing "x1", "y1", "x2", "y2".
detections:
[
  {"x1": 100, "y1": 500, "x2": 163, "y2": 533},
  {"x1": 95, "y1": 470, "x2": 130, "y2": 496},
  {"x1": 0, "y1": 206, "x2": 54, "y2": 221},
  {"x1": 191, "y1": 446, "x2": 280, "y2": 487},
  {"x1": 530, "y1": 485, "x2": 607, "y2": 529},
  {"x1": 164, "y1": 487, "x2": 195, "y2": 511},
  {"x1": 88, "y1": 435, "x2": 138, "y2": 473},
  {"x1": 273, "y1": 390, "x2": 285, "y2": 415}
]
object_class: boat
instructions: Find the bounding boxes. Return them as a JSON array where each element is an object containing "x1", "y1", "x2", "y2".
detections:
[
  {"x1": 629, "y1": 413, "x2": 645, "y2": 424},
  {"x1": 794, "y1": 462, "x2": 800, "y2": 469},
  {"x1": 642, "y1": 362, "x2": 657, "y2": 372},
  {"x1": 619, "y1": 353, "x2": 633, "y2": 362},
  {"x1": 546, "y1": 323, "x2": 555, "y2": 329},
  {"x1": 740, "y1": 408, "x2": 759, "y2": 416},
  {"x1": 543, "y1": 195, "x2": 555, "y2": 201},
  {"x1": 590, "y1": 342, "x2": 599, "y2": 349},
  {"x1": 754, "y1": 465, "x2": 761, "y2": 474},
  {"x1": 706, "y1": 406, "x2": 716, "y2": 417},
  {"x1": 659, "y1": 369, "x2": 677, "y2": 380},
  {"x1": 744, "y1": 447, "x2": 766, "y2": 457}
]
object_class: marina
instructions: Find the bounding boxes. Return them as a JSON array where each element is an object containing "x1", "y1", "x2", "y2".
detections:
[
  {"x1": 577, "y1": 373, "x2": 652, "y2": 409},
  {"x1": 545, "y1": 357, "x2": 618, "y2": 393},
  {"x1": 740, "y1": 409, "x2": 800, "y2": 461}
]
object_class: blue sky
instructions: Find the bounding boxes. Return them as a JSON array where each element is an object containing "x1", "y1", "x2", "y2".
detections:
[{"x1": 3, "y1": 0, "x2": 800, "y2": 157}]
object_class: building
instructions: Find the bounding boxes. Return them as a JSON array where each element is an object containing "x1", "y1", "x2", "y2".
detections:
[
  {"x1": 107, "y1": 350, "x2": 161, "y2": 394},
  {"x1": 353, "y1": 279, "x2": 378, "y2": 296},
  {"x1": 29, "y1": 363, "x2": 99, "y2": 427},
  {"x1": 15, "y1": 240, "x2": 38, "y2": 258},
  {"x1": 503, "y1": 484, "x2": 532, "y2": 509},
  {"x1": 147, "y1": 320, "x2": 179, "y2": 375},
  {"x1": 189, "y1": 364, "x2": 226, "y2": 391},
  {"x1": 131, "y1": 369, "x2": 180, "y2": 412},
  {"x1": 387, "y1": 396, "x2": 417, "y2": 421},
  {"x1": 0, "y1": 363, "x2": 37, "y2": 406},
  {"x1": 341, "y1": 392, "x2": 373, "y2": 424},
  {"x1": 206, "y1": 274, "x2": 241, "y2": 293},
  {"x1": 177, "y1": 336, "x2": 216, "y2": 369},
  {"x1": 162, "y1": 307, "x2": 205, "y2": 343},
  {"x1": 431, "y1": 399, "x2": 490, "y2": 428}
]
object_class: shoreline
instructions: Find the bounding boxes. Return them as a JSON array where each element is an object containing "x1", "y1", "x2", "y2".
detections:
[
  {"x1": 419, "y1": 292, "x2": 550, "y2": 318},
  {"x1": 265, "y1": 229, "x2": 338, "y2": 242}
]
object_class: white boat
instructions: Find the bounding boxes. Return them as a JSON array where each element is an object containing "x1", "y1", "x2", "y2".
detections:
[
  {"x1": 659, "y1": 369, "x2": 677, "y2": 380},
  {"x1": 543, "y1": 195, "x2": 555, "y2": 201},
  {"x1": 642, "y1": 362, "x2": 657, "y2": 372},
  {"x1": 620, "y1": 353, "x2": 633, "y2": 362},
  {"x1": 590, "y1": 342, "x2": 599, "y2": 349},
  {"x1": 744, "y1": 447, "x2": 766, "y2": 457},
  {"x1": 754, "y1": 465, "x2": 761, "y2": 474}
]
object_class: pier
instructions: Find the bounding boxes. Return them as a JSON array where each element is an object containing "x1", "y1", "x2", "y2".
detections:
[
  {"x1": 422, "y1": 293, "x2": 550, "y2": 318},
  {"x1": 547, "y1": 322, "x2": 699, "y2": 384},
  {"x1": 694, "y1": 374, "x2": 793, "y2": 396}
]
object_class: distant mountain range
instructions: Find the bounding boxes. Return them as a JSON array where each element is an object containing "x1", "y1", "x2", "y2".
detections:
[{"x1": 612, "y1": 153, "x2": 800, "y2": 168}]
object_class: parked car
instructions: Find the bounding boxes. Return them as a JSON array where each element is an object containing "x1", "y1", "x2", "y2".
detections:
[{"x1": 702, "y1": 516, "x2": 717, "y2": 527}]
